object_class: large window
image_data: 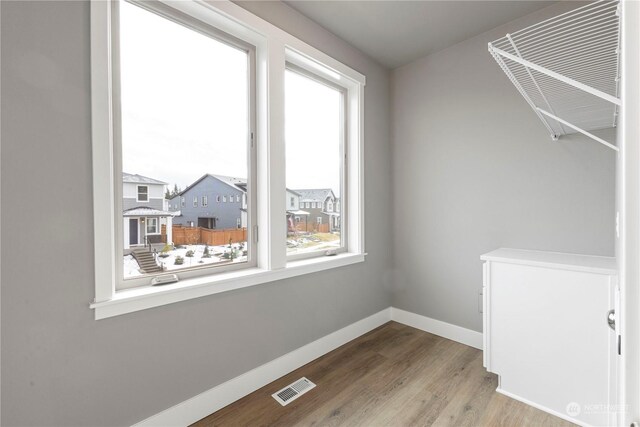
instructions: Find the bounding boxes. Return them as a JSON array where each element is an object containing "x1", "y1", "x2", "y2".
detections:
[
  {"x1": 91, "y1": 0, "x2": 365, "y2": 319},
  {"x1": 285, "y1": 67, "x2": 345, "y2": 257},
  {"x1": 116, "y1": 0, "x2": 254, "y2": 286}
]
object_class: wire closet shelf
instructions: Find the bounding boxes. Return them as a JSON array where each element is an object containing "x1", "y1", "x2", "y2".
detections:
[{"x1": 489, "y1": 0, "x2": 621, "y2": 151}]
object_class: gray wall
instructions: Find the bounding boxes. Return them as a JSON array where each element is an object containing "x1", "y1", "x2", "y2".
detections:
[
  {"x1": 0, "y1": 1, "x2": 391, "y2": 426},
  {"x1": 390, "y1": 2, "x2": 616, "y2": 333}
]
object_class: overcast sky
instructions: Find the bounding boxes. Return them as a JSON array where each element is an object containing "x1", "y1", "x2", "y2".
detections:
[{"x1": 120, "y1": 1, "x2": 341, "y2": 196}]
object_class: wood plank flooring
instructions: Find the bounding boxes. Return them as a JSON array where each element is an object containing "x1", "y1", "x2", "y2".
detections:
[{"x1": 193, "y1": 322, "x2": 575, "y2": 427}]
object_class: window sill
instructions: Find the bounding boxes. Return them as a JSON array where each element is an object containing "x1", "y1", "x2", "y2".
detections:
[{"x1": 90, "y1": 252, "x2": 366, "y2": 319}]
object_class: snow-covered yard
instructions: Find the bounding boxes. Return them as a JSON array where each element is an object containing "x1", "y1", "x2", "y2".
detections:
[
  {"x1": 286, "y1": 232, "x2": 341, "y2": 254},
  {"x1": 124, "y1": 243, "x2": 247, "y2": 278}
]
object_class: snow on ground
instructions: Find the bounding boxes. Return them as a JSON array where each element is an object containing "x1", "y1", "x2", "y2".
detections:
[
  {"x1": 124, "y1": 244, "x2": 247, "y2": 278},
  {"x1": 124, "y1": 255, "x2": 143, "y2": 278}
]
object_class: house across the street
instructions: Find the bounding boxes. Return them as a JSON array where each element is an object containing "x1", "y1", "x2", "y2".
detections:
[
  {"x1": 122, "y1": 172, "x2": 174, "y2": 250},
  {"x1": 169, "y1": 174, "x2": 247, "y2": 230},
  {"x1": 293, "y1": 188, "x2": 341, "y2": 232}
]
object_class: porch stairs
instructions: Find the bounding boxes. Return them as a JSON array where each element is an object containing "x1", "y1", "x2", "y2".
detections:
[{"x1": 132, "y1": 250, "x2": 163, "y2": 274}]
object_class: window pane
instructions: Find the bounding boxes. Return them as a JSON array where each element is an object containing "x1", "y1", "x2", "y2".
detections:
[
  {"x1": 119, "y1": 1, "x2": 250, "y2": 280},
  {"x1": 285, "y1": 69, "x2": 343, "y2": 255}
]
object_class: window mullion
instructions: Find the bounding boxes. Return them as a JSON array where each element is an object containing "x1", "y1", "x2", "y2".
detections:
[{"x1": 257, "y1": 41, "x2": 287, "y2": 270}]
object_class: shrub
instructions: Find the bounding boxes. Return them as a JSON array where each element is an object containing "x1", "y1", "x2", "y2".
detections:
[
  {"x1": 202, "y1": 246, "x2": 211, "y2": 258},
  {"x1": 185, "y1": 250, "x2": 195, "y2": 257},
  {"x1": 174, "y1": 256, "x2": 184, "y2": 265}
]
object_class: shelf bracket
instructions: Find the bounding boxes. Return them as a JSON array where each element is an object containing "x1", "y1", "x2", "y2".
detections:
[{"x1": 537, "y1": 108, "x2": 619, "y2": 152}]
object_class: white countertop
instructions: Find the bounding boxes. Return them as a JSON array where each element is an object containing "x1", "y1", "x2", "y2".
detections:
[{"x1": 480, "y1": 248, "x2": 617, "y2": 275}]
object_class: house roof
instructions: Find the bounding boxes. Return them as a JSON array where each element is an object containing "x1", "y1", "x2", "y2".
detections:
[
  {"x1": 123, "y1": 207, "x2": 174, "y2": 217},
  {"x1": 174, "y1": 173, "x2": 298, "y2": 198},
  {"x1": 293, "y1": 189, "x2": 336, "y2": 203},
  {"x1": 174, "y1": 174, "x2": 247, "y2": 199},
  {"x1": 123, "y1": 172, "x2": 167, "y2": 185}
]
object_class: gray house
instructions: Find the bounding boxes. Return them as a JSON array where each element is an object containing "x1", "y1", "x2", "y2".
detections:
[
  {"x1": 169, "y1": 174, "x2": 246, "y2": 230},
  {"x1": 122, "y1": 172, "x2": 174, "y2": 249},
  {"x1": 293, "y1": 188, "x2": 341, "y2": 231}
]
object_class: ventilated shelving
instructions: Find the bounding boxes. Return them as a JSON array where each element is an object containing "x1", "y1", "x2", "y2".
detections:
[{"x1": 489, "y1": 0, "x2": 621, "y2": 151}]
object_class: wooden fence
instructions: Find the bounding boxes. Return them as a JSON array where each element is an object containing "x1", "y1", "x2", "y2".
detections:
[
  {"x1": 162, "y1": 225, "x2": 247, "y2": 246},
  {"x1": 291, "y1": 222, "x2": 330, "y2": 234}
]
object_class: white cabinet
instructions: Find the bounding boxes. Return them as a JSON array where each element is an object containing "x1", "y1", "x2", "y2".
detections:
[{"x1": 481, "y1": 248, "x2": 619, "y2": 427}]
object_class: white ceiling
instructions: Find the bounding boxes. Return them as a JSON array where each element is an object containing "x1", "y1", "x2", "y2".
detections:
[{"x1": 284, "y1": 1, "x2": 556, "y2": 69}]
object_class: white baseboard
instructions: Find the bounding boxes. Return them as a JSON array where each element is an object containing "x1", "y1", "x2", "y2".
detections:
[
  {"x1": 390, "y1": 307, "x2": 483, "y2": 350},
  {"x1": 496, "y1": 388, "x2": 588, "y2": 427},
  {"x1": 134, "y1": 307, "x2": 482, "y2": 426},
  {"x1": 134, "y1": 308, "x2": 391, "y2": 427}
]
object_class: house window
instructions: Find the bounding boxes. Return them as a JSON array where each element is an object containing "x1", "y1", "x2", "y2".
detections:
[
  {"x1": 285, "y1": 66, "x2": 346, "y2": 256},
  {"x1": 137, "y1": 185, "x2": 148, "y2": 202},
  {"x1": 193, "y1": 196, "x2": 198, "y2": 207},
  {"x1": 223, "y1": 195, "x2": 227, "y2": 203},
  {"x1": 216, "y1": 195, "x2": 220, "y2": 203},
  {"x1": 236, "y1": 218, "x2": 241, "y2": 229},
  {"x1": 295, "y1": 216, "x2": 301, "y2": 223},
  {"x1": 327, "y1": 202, "x2": 333, "y2": 212},
  {"x1": 91, "y1": 0, "x2": 364, "y2": 318},
  {"x1": 236, "y1": 195, "x2": 240, "y2": 203},
  {"x1": 290, "y1": 196, "x2": 295, "y2": 208},
  {"x1": 146, "y1": 217, "x2": 158, "y2": 234},
  {"x1": 202, "y1": 195, "x2": 208, "y2": 207}
]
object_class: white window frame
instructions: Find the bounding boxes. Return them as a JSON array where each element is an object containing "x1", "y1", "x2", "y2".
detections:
[
  {"x1": 90, "y1": 0, "x2": 366, "y2": 319},
  {"x1": 317, "y1": 217, "x2": 322, "y2": 224},
  {"x1": 236, "y1": 195, "x2": 240, "y2": 202},
  {"x1": 136, "y1": 185, "x2": 149, "y2": 202},
  {"x1": 202, "y1": 195, "x2": 208, "y2": 207},
  {"x1": 146, "y1": 217, "x2": 158, "y2": 234},
  {"x1": 181, "y1": 197, "x2": 185, "y2": 207},
  {"x1": 216, "y1": 195, "x2": 220, "y2": 203},
  {"x1": 236, "y1": 218, "x2": 241, "y2": 229}
]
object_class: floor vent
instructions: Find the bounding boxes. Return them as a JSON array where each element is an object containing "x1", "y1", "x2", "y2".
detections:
[{"x1": 272, "y1": 377, "x2": 316, "y2": 406}]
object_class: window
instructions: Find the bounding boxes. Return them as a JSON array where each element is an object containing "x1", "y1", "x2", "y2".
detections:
[
  {"x1": 216, "y1": 195, "x2": 220, "y2": 203},
  {"x1": 202, "y1": 195, "x2": 208, "y2": 206},
  {"x1": 223, "y1": 195, "x2": 227, "y2": 203},
  {"x1": 137, "y1": 185, "x2": 148, "y2": 202},
  {"x1": 236, "y1": 218, "x2": 241, "y2": 228},
  {"x1": 91, "y1": 0, "x2": 364, "y2": 319},
  {"x1": 286, "y1": 66, "x2": 346, "y2": 258},
  {"x1": 290, "y1": 196, "x2": 295, "y2": 208},
  {"x1": 295, "y1": 216, "x2": 301, "y2": 223},
  {"x1": 236, "y1": 195, "x2": 240, "y2": 202},
  {"x1": 193, "y1": 197, "x2": 198, "y2": 207},
  {"x1": 327, "y1": 202, "x2": 333, "y2": 212},
  {"x1": 146, "y1": 217, "x2": 158, "y2": 234}
]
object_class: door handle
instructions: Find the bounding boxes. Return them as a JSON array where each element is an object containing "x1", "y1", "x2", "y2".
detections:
[{"x1": 607, "y1": 309, "x2": 616, "y2": 330}]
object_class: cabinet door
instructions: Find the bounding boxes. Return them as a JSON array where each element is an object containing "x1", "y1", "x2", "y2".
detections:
[{"x1": 489, "y1": 262, "x2": 616, "y2": 426}]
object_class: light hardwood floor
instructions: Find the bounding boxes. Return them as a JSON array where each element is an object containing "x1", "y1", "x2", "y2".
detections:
[{"x1": 194, "y1": 322, "x2": 575, "y2": 427}]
